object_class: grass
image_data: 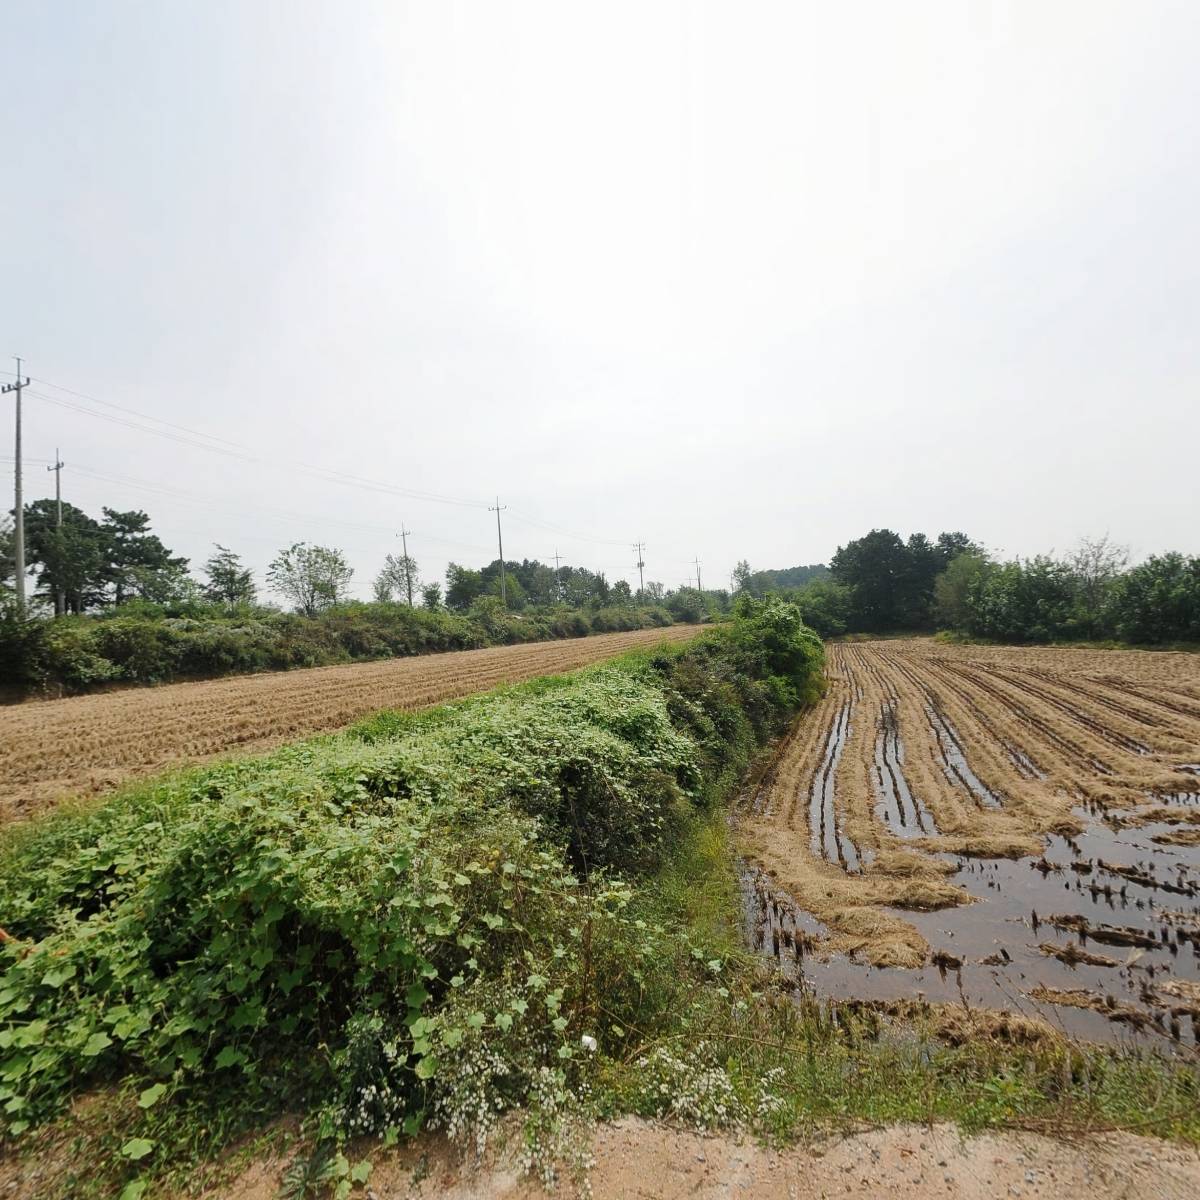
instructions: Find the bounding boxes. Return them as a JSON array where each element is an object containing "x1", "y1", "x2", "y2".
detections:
[
  {"x1": 597, "y1": 806, "x2": 1200, "y2": 1144},
  {"x1": 2, "y1": 604, "x2": 1198, "y2": 1198}
]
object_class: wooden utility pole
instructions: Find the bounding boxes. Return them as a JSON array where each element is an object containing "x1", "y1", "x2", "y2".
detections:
[
  {"x1": 692, "y1": 556, "x2": 702, "y2": 593},
  {"x1": 489, "y1": 497, "x2": 508, "y2": 606},
  {"x1": 2, "y1": 359, "x2": 30, "y2": 614},
  {"x1": 553, "y1": 548, "x2": 564, "y2": 601},
  {"x1": 48, "y1": 448, "x2": 65, "y2": 616},
  {"x1": 633, "y1": 541, "x2": 646, "y2": 597},
  {"x1": 398, "y1": 525, "x2": 414, "y2": 605}
]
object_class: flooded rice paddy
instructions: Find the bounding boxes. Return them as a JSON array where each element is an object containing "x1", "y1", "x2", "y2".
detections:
[{"x1": 738, "y1": 640, "x2": 1200, "y2": 1052}]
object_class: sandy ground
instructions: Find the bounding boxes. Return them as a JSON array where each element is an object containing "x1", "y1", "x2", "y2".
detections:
[
  {"x1": 203, "y1": 1119, "x2": 1200, "y2": 1200},
  {"x1": 0, "y1": 625, "x2": 701, "y2": 823}
]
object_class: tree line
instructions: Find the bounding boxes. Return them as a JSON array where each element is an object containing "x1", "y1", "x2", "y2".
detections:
[
  {"x1": 0, "y1": 498, "x2": 717, "y2": 621},
  {"x1": 740, "y1": 529, "x2": 1200, "y2": 646}
]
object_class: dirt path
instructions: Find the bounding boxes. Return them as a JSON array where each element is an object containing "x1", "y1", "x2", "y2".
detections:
[
  {"x1": 0, "y1": 626, "x2": 701, "y2": 824},
  {"x1": 202, "y1": 1119, "x2": 1200, "y2": 1200}
]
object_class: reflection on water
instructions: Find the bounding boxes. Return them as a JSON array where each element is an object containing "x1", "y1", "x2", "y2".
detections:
[{"x1": 741, "y1": 802, "x2": 1200, "y2": 1052}]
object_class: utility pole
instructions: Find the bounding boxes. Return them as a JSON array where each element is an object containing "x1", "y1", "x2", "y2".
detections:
[
  {"x1": 692, "y1": 556, "x2": 702, "y2": 593},
  {"x1": 633, "y1": 541, "x2": 646, "y2": 597},
  {"x1": 2, "y1": 358, "x2": 30, "y2": 614},
  {"x1": 48, "y1": 448, "x2": 64, "y2": 616},
  {"x1": 553, "y1": 548, "x2": 564, "y2": 601},
  {"x1": 489, "y1": 496, "x2": 508, "y2": 607},
  {"x1": 397, "y1": 525, "x2": 414, "y2": 605}
]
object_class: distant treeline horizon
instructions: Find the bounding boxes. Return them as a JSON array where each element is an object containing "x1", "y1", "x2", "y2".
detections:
[{"x1": 743, "y1": 529, "x2": 1200, "y2": 646}]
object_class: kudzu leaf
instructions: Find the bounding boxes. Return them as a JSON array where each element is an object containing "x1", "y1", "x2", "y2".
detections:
[
  {"x1": 82, "y1": 1032, "x2": 112, "y2": 1057},
  {"x1": 42, "y1": 964, "x2": 75, "y2": 988},
  {"x1": 137, "y1": 1083, "x2": 167, "y2": 1109},
  {"x1": 214, "y1": 1046, "x2": 245, "y2": 1070}
]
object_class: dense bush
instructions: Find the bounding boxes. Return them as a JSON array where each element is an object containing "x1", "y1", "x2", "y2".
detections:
[
  {"x1": 962, "y1": 557, "x2": 1079, "y2": 644},
  {"x1": 0, "y1": 602, "x2": 822, "y2": 1175},
  {"x1": 0, "y1": 600, "x2": 677, "y2": 698},
  {"x1": 1106, "y1": 554, "x2": 1200, "y2": 644},
  {"x1": 946, "y1": 551, "x2": 1200, "y2": 646}
]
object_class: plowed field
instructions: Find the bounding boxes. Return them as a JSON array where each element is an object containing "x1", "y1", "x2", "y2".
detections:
[
  {"x1": 740, "y1": 639, "x2": 1200, "y2": 1050},
  {"x1": 0, "y1": 626, "x2": 702, "y2": 823}
]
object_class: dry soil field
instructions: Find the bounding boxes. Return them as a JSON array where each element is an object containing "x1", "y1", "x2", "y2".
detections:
[
  {"x1": 0, "y1": 625, "x2": 701, "y2": 824},
  {"x1": 740, "y1": 639, "x2": 1200, "y2": 1049}
]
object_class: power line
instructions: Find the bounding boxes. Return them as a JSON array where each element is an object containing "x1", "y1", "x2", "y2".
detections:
[
  {"x1": 48, "y1": 448, "x2": 65, "y2": 615},
  {"x1": 397, "y1": 525, "x2": 414, "y2": 606},
  {"x1": 489, "y1": 497, "x2": 508, "y2": 607},
  {"x1": 505, "y1": 508, "x2": 629, "y2": 547},
  {"x1": 2, "y1": 359, "x2": 31, "y2": 613},
  {"x1": 19, "y1": 371, "x2": 706, "y2": 579},
  {"x1": 26, "y1": 384, "x2": 488, "y2": 510},
  {"x1": 32, "y1": 375, "x2": 246, "y2": 449}
]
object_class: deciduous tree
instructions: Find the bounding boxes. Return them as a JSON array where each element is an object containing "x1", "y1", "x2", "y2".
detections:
[{"x1": 267, "y1": 543, "x2": 353, "y2": 616}]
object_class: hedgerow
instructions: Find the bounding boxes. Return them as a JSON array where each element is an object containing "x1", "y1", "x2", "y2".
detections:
[
  {"x1": 0, "y1": 600, "x2": 822, "y2": 1190},
  {"x1": 0, "y1": 600, "x2": 678, "y2": 698}
]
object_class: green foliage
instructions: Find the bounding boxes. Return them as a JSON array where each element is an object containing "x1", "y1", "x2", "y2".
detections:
[
  {"x1": 963, "y1": 556, "x2": 1078, "y2": 643},
  {"x1": 23, "y1": 501, "x2": 190, "y2": 613},
  {"x1": 0, "y1": 605, "x2": 822, "y2": 1167},
  {"x1": 743, "y1": 562, "x2": 829, "y2": 594},
  {"x1": 933, "y1": 551, "x2": 992, "y2": 630},
  {"x1": 665, "y1": 587, "x2": 704, "y2": 624},
  {"x1": 1106, "y1": 553, "x2": 1200, "y2": 644},
  {"x1": 373, "y1": 554, "x2": 418, "y2": 606},
  {"x1": 727, "y1": 596, "x2": 825, "y2": 709},
  {"x1": 784, "y1": 579, "x2": 852, "y2": 638},
  {"x1": 936, "y1": 541, "x2": 1200, "y2": 647},
  {"x1": 267, "y1": 543, "x2": 354, "y2": 617},
  {"x1": 203, "y1": 545, "x2": 256, "y2": 608},
  {"x1": 830, "y1": 529, "x2": 979, "y2": 632},
  {"x1": 0, "y1": 600, "x2": 679, "y2": 698}
]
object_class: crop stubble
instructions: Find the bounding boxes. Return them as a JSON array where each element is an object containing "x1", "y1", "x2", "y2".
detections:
[
  {"x1": 740, "y1": 639, "x2": 1200, "y2": 1048},
  {"x1": 0, "y1": 626, "x2": 702, "y2": 824}
]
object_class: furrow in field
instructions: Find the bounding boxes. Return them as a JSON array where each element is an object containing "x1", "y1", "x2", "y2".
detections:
[
  {"x1": 981, "y1": 667, "x2": 1153, "y2": 756},
  {"x1": 739, "y1": 638, "x2": 1200, "y2": 1012},
  {"x1": 1020, "y1": 670, "x2": 1172, "y2": 730},
  {"x1": 925, "y1": 660, "x2": 1117, "y2": 780},
  {"x1": 872, "y1": 698, "x2": 938, "y2": 838},
  {"x1": 1089, "y1": 676, "x2": 1200, "y2": 724},
  {"x1": 0, "y1": 625, "x2": 703, "y2": 823}
]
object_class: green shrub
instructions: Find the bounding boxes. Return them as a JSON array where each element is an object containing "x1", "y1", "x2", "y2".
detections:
[
  {"x1": 0, "y1": 605, "x2": 822, "y2": 1165},
  {"x1": 0, "y1": 602, "x2": 676, "y2": 698},
  {"x1": 1106, "y1": 554, "x2": 1200, "y2": 644}
]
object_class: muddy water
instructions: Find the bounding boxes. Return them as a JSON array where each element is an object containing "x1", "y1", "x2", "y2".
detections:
[
  {"x1": 742, "y1": 804, "x2": 1200, "y2": 1052},
  {"x1": 927, "y1": 705, "x2": 1004, "y2": 809},
  {"x1": 810, "y1": 702, "x2": 862, "y2": 872},
  {"x1": 874, "y1": 702, "x2": 938, "y2": 837}
]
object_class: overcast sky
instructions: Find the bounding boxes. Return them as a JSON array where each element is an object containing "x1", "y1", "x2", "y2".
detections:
[{"x1": 3, "y1": 1, "x2": 1198, "y2": 602}]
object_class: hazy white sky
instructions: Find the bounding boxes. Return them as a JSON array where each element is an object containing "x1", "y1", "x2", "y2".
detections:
[{"x1": 3, "y1": 1, "x2": 1198, "y2": 601}]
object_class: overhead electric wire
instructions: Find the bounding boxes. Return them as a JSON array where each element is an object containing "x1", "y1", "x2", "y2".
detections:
[
  {"x1": 505, "y1": 510, "x2": 630, "y2": 547},
  {"x1": 27, "y1": 379, "x2": 491, "y2": 510},
  {"x1": 60, "y1": 462, "x2": 498, "y2": 555},
  {"x1": 31, "y1": 376, "x2": 246, "y2": 450},
  {"x1": 17, "y1": 371, "x2": 697, "y2": 573}
]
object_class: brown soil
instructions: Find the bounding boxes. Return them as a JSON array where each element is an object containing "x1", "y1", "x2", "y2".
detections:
[
  {"x1": 0, "y1": 626, "x2": 701, "y2": 824},
  {"x1": 195, "y1": 1118, "x2": 1200, "y2": 1200}
]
